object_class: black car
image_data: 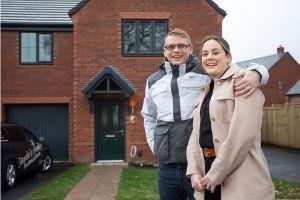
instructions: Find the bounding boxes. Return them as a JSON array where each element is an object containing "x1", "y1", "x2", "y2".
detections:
[{"x1": 1, "y1": 122, "x2": 53, "y2": 189}]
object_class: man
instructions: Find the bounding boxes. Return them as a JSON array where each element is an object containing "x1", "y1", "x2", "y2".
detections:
[{"x1": 141, "y1": 28, "x2": 268, "y2": 200}]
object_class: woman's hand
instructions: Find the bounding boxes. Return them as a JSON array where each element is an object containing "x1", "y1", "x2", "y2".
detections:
[
  {"x1": 200, "y1": 176, "x2": 217, "y2": 193},
  {"x1": 233, "y1": 70, "x2": 260, "y2": 98},
  {"x1": 191, "y1": 174, "x2": 205, "y2": 192}
]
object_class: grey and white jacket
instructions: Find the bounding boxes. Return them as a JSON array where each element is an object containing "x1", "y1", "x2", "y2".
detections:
[{"x1": 141, "y1": 55, "x2": 268, "y2": 163}]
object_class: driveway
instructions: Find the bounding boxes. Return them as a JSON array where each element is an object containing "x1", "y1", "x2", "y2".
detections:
[
  {"x1": 262, "y1": 145, "x2": 300, "y2": 184},
  {"x1": 1, "y1": 162, "x2": 72, "y2": 200}
]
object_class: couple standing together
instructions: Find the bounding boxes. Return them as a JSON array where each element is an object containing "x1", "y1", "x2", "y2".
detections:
[{"x1": 141, "y1": 28, "x2": 275, "y2": 200}]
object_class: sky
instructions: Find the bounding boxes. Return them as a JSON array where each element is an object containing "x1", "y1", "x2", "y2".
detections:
[{"x1": 213, "y1": 0, "x2": 300, "y2": 64}]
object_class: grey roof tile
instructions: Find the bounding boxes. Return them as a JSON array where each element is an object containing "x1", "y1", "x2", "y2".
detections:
[
  {"x1": 286, "y1": 79, "x2": 300, "y2": 96},
  {"x1": 236, "y1": 53, "x2": 286, "y2": 70},
  {"x1": 1, "y1": 0, "x2": 82, "y2": 25}
]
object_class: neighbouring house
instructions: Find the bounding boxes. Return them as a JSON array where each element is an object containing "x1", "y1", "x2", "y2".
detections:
[
  {"x1": 1, "y1": 0, "x2": 226, "y2": 163},
  {"x1": 286, "y1": 79, "x2": 300, "y2": 104},
  {"x1": 237, "y1": 46, "x2": 300, "y2": 106}
]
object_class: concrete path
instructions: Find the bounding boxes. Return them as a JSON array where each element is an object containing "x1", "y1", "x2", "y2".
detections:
[{"x1": 64, "y1": 164, "x2": 125, "y2": 200}]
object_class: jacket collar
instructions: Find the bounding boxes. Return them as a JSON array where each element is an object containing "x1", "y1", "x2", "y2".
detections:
[
  {"x1": 219, "y1": 64, "x2": 240, "y2": 80},
  {"x1": 159, "y1": 54, "x2": 203, "y2": 75},
  {"x1": 164, "y1": 62, "x2": 186, "y2": 76}
]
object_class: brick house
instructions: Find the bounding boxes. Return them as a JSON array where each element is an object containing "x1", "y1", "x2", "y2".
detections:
[
  {"x1": 237, "y1": 46, "x2": 300, "y2": 106},
  {"x1": 286, "y1": 79, "x2": 300, "y2": 104},
  {"x1": 1, "y1": 0, "x2": 226, "y2": 163}
]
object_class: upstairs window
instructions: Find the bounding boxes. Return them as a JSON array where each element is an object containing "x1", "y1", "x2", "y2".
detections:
[
  {"x1": 20, "y1": 32, "x2": 53, "y2": 64},
  {"x1": 122, "y1": 20, "x2": 168, "y2": 56}
]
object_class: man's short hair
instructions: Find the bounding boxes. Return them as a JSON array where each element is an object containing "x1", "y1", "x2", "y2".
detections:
[{"x1": 164, "y1": 28, "x2": 192, "y2": 45}]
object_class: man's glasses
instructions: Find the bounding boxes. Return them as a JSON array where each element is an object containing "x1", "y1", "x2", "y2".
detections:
[{"x1": 164, "y1": 43, "x2": 191, "y2": 51}]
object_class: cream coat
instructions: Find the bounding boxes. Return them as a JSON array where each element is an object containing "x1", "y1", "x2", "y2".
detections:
[{"x1": 186, "y1": 65, "x2": 275, "y2": 200}]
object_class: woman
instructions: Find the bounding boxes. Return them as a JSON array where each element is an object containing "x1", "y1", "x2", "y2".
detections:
[{"x1": 186, "y1": 36, "x2": 275, "y2": 200}]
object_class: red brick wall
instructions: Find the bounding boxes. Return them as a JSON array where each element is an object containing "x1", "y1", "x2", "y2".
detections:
[
  {"x1": 70, "y1": 0, "x2": 224, "y2": 163},
  {"x1": 1, "y1": 31, "x2": 74, "y2": 161},
  {"x1": 261, "y1": 53, "x2": 300, "y2": 106},
  {"x1": 1, "y1": 31, "x2": 73, "y2": 98}
]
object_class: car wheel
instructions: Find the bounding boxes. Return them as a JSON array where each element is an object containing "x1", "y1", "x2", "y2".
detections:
[
  {"x1": 41, "y1": 154, "x2": 53, "y2": 172},
  {"x1": 3, "y1": 161, "x2": 17, "y2": 189}
]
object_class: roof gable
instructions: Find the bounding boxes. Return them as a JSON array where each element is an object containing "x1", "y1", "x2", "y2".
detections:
[
  {"x1": 82, "y1": 66, "x2": 136, "y2": 98},
  {"x1": 236, "y1": 52, "x2": 286, "y2": 70},
  {"x1": 69, "y1": 0, "x2": 88, "y2": 16},
  {"x1": 69, "y1": 0, "x2": 226, "y2": 16},
  {"x1": 207, "y1": 0, "x2": 226, "y2": 16}
]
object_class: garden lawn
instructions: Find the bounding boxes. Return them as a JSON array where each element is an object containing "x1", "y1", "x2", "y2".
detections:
[
  {"x1": 273, "y1": 178, "x2": 300, "y2": 199},
  {"x1": 20, "y1": 164, "x2": 90, "y2": 200},
  {"x1": 116, "y1": 166, "x2": 159, "y2": 200},
  {"x1": 117, "y1": 166, "x2": 300, "y2": 200}
]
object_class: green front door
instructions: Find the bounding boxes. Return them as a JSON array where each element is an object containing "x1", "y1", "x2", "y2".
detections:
[{"x1": 95, "y1": 100, "x2": 125, "y2": 161}]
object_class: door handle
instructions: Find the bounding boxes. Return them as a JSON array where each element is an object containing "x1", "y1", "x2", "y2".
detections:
[{"x1": 119, "y1": 130, "x2": 124, "y2": 133}]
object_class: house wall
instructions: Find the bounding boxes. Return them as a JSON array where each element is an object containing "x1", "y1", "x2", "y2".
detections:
[
  {"x1": 261, "y1": 54, "x2": 300, "y2": 106},
  {"x1": 1, "y1": 31, "x2": 73, "y2": 98},
  {"x1": 70, "y1": 0, "x2": 224, "y2": 163},
  {"x1": 1, "y1": 31, "x2": 74, "y2": 160}
]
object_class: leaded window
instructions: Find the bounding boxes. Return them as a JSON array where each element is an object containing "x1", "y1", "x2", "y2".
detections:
[{"x1": 122, "y1": 20, "x2": 168, "y2": 56}]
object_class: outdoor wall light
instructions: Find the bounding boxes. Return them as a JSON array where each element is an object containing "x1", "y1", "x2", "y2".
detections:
[{"x1": 129, "y1": 95, "x2": 137, "y2": 124}]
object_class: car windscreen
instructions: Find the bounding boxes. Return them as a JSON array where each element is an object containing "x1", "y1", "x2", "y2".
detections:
[{"x1": 6, "y1": 126, "x2": 26, "y2": 142}]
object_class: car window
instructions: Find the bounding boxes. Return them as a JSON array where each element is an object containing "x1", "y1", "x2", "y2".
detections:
[
  {"x1": 7, "y1": 127, "x2": 26, "y2": 142},
  {"x1": 1, "y1": 127, "x2": 9, "y2": 141}
]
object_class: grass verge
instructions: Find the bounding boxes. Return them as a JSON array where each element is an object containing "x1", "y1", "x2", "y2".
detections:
[
  {"x1": 273, "y1": 178, "x2": 300, "y2": 199},
  {"x1": 21, "y1": 164, "x2": 90, "y2": 200},
  {"x1": 116, "y1": 166, "x2": 159, "y2": 200},
  {"x1": 117, "y1": 166, "x2": 300, "y2": 200}
]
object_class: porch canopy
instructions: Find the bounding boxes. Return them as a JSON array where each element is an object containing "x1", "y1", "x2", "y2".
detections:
[{"x1": 82, "y1": 66, "x2": 136, "y2": 98}]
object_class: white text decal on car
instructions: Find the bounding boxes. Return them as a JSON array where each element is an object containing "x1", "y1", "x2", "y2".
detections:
[{"x1": 19, "y1": 143, "x2": 43, "y2": 170}]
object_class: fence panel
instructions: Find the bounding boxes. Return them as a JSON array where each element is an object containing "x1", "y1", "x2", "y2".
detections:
[{"x1": 262, "y1": 105, "x2": 300, "y2": 149}]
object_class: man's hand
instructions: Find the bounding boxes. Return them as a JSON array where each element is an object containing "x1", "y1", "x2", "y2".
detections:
[
  {"x1": 200, "y1": 175, "x2": 217, "y2": 193},
  {"x1": 191, "y1": 174, "x2": 205, "y2": 192},
  {"x1": 233, "y1": 70, "x2": 260, "y2": 98}
]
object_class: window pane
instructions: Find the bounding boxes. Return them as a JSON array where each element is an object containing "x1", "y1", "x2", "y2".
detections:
[
  {"x1": 29, "y1": 48, "x2": 37, "y2": 62},
  {"x1": 155, "y1": 22, "x2": 167, "y2": 52},
  {"x1": 21, "y1": 33, "x2": 29, "y2": 47},
  {"x1": 124, "y1": 22, "x2": 136, "y2": 53},
  {"x1": 112, "y1": 105, "x2": 119, "y2": 135},
  {"x1": 21, "y1": 47, "x2": 29, "y2": 62},
  {"x1": 21, "y1": 33, "x2": 36, "y2": 62},
  {"x1": 28, "y1": 33, "x2": 36, "y2": 47},
  {"x1": 101, "y1": 105, "x2": 109, "y2": 134},
  {"x1": 139, "y1": 22, "x2": 151, "y2": 53},
  {"x1": 39, "y1": 34, "x2": 52, "y2": 62}
]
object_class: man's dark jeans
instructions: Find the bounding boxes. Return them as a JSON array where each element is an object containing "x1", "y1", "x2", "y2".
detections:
[{"x1": 158, "y1": 163, "x2": 195, "y2": 200}]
